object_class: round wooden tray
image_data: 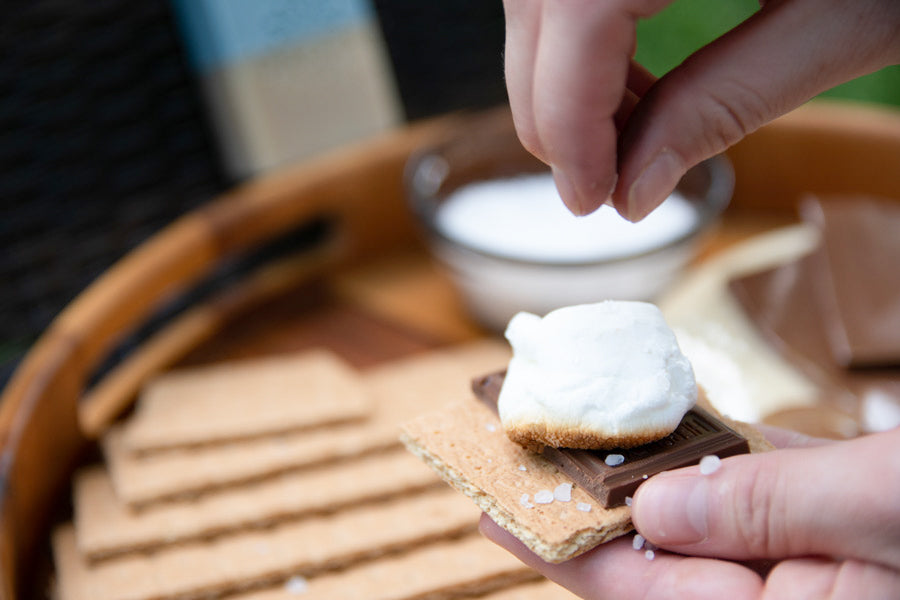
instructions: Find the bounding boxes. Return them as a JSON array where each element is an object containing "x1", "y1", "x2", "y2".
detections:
[{"x1": 2, "y1": 101, "x2": 899, "y2": 599}]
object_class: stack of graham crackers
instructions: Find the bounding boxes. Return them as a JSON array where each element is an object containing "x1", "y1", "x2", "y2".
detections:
[{"x1": 54, "y1": 341, "x2": 580, "y2": 600}]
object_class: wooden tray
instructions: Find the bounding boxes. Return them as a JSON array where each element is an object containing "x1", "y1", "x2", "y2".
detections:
[{"x1": 2, "y1": 101, "x2": 899, "y2": 599}]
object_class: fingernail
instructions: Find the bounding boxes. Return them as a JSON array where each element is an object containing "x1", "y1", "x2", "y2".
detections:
[
  {"x1": 551, "y1": 166, "x2": 587, "y2": 216},
  {"x1": 626, "y1": 150, "x2": 682, "y2": 222},
  {"x1": 633, "y1": 474, "x2": 709, "y2": 545},
  {"x1": 603, "y1": 174, "x2": 618, "y2": 207}
]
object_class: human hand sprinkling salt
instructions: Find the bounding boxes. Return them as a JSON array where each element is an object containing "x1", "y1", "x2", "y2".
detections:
[
  {"x1": 502, "y1": 0, "x2": 900, "y2": 221},
  {"x1": 480, "y1": 425, "x2": 900, "y2": 599}
]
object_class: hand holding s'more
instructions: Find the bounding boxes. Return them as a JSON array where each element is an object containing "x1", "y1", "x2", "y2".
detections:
[
  {"x1": 401, "y1": 300, "x2": 900, "y2": 598},
  {"x1": 475, "y1": 0, "x2": 900, "y2": 594},
  {"x1": 400, "y1": 301, "x2": 768, "y2": 560}
]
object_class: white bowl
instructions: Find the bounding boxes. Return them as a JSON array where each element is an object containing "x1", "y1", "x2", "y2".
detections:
[{"x1": 405, "y1": 109, "x2": 734, "y2": 331}]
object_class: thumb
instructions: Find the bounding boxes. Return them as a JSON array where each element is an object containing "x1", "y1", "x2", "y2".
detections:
[
  {"x1": 631, "y1": 428, "x2": 900, "y2": 569},
  {"x1": 613, "y1": 0, "x2": 900, "y2": 221}
]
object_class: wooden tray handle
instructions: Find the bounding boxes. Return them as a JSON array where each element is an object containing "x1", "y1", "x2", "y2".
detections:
[{"x1": 0, "y1": 114, "x2": 460, "y2": 598}]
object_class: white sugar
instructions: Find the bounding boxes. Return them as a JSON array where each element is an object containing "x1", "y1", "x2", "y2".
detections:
[
  {"x1": 632, "y1": 534, "x2": 645, "y2": 550},
  {"x1": 520, "y1": 493, "x2": 534, "y2": 509},
  {"x1": 553, "y1": 483, "x2": 573, "y2": 502},
  {"x1": 605, "y1": 454, "x2": 625, "y2": 467},
  {"x1": 284, "y1": 575, "x2": 309, "y2": 594},
  {"x1": 699, "y1": 455, "x2": 721, "y2": 475},
  {"x1": 576, "y1": 502, "x2": 592, "y2": 512},
  {"x1": 435, "y1": 173, "x2": 698, "y2": 263},
  {"x1": 534, "y1": 489, "x2": 555, "y2": 504}
]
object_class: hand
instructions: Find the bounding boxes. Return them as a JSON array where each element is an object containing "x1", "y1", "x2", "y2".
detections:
[
  {"x1": 480, "y1": 425, "x2": 900, "y2": 599},
  {"x1": 502, "y1": 0, "x2": 900, "y2": 221}
]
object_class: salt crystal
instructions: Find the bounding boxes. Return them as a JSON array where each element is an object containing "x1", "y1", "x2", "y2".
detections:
[
  {"x1": 862, "y1": 389, "x2": 900, "y2": 432},
  {"x1": 645, "y1": 550, "x2": 655, "y2": 561},
  {"x1": 699, "y1": 455, "x2": 721, "y2": 475},
  {"x1": 576, "y1": 502, "x2": 592, "y2": 512},
  {"x1": 642, "y1": 474, "x2": 648, "y2": 479},
  {"x1": 553, "y1": 483, "x2": 573, "y2": 502},
  {"x1": 485, "y1": 423, "x2": 497, "y2": 432},
  {"x1": 284, "y1": 575, "x2": 309, "y2": 594},
  {"x1": 625, "y1": 496, "x2": 633, "y2": 507},
  {"x1": 534, "y1": 490, "x2": 555, "y2": 504},
  {"x1": 520, "y1": 493, "x2": 534, "y2": 509},
  {"x1": 632, "y1": 534, "x2": 645, "y2": 550},
  {"x1": 605, "y1": 454, "x2": 625, "y2": 467},
  {"x1": 518, "y1": 465, "x2": 528, "y2": 472}
]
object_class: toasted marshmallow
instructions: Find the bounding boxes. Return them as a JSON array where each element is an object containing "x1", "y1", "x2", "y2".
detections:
[{"x1": 498, "y1": 301, "x2": 697, "y2": 450}]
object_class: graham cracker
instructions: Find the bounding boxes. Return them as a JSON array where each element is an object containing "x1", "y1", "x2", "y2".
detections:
[
  {"x1": 103, "y1": 340, "x2": 511, "y2": 507},
  {"x1": 75, "y1": 450, "x2": 441, "y2": 560},
  {"x1": 231, "y1": 535, "x2": 539, "y2": 600},
  {"x1": 401, "y1": 398, "x2": 629, "y2": 563},
  {"x1": 55, "y1": 488, "x2": 480, "y2": 600},
  {"x1": 121, "y1": 349, "x2": 370, "y2": 453},
  {"x1": 400, "y1": 396, "x2": 773, "y2": 564},
  {"x1": 103, "y1": 420, "x2": 400, "y2": 507}
]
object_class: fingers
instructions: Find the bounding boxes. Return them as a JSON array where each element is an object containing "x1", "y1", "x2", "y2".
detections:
[
  {"x1": 631, "y1": 429, "x2": 900, "y2": 569},
  {"x1": 614, "y1": 0, "x2": 900, "y2": 221},
  {"x1": 502, "y1": 0, "x2": 543, "y2": 158},
  {"x1": 502, "y1": 1, "x2": 671, "y2": 216},
  {"x1": 478, "y1": 513, "x2": 763, "y2": 600},
  {"x1": 765, "y1": 557, "x2": 900, "y2": 600},
  {"x1": 626, "y1": 60, "x2": 657, "y2": 97},
  {"x1": 531, "y1": 1, "x2": 631, "y2": 215},
  {"x1": 482, "y1": 512, "x2": 900, "y2": 599}
]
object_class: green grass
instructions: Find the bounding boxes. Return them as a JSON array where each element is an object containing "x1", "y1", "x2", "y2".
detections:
[{"x1": 634, "y1": 0, "x2": 900, "y2": 107}]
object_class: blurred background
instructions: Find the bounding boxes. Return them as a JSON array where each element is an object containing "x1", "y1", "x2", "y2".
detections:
[{"x1": 2, "y1": 0, "x2": 898, "y2": 386}]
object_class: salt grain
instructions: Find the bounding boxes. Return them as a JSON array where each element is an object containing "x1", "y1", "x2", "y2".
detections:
[
  {"x1": 632, "y1": 534, "x2": 645, "y2": 550},
  {"x1": 553, "y1": 483, "x2": 573, "y2": 502},
  {"x1": 520, "y1": 493, "x2": 534, "y2": 509},
  {"x1": 625, "y1": 496, "x2": 633, "y2": 507},
  {"x1": 645, "y1": 550, "x2": 655, "y2": 561},
  {"x1": 534, "y1": 490, "x2": 555, "y2": 504},
  {"x1": 605, "y1": 454, "x2": 625, "y2": 467},
  {"x1": 576, "y1": 502, "x2": 592, "y2": 512},
  {"x1": 699, "y1": 455, "x2": 721, "y2": 475},
  {"x1": 518, "y1": 465, "x2": 528, "y2": 472},
  {"x1": 284, "y1": 575, "x2": 309, "y2": 594},
  {"x1": 485, "y1": 423, "x2": 497, "y2": 432}
]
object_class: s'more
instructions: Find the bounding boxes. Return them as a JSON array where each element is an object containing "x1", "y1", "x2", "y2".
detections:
[{"x1": 401, "y1": 301, "x2": 772, "y2": 563}]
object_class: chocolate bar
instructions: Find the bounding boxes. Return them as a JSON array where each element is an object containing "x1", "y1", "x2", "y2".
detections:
[{"x1": 472, "y1": 371, "x2": 749, "y2": 508}]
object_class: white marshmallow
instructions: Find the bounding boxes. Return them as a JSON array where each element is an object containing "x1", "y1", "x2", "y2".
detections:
[{"x1": 498, "y1": 301, "x2": 697, "y2": 441}]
